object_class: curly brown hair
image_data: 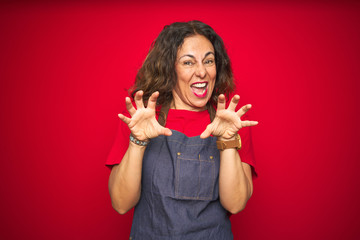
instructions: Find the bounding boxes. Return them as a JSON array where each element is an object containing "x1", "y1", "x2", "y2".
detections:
[{"x1": 131, "y1": 20, "x2": 234, "y2": 124}]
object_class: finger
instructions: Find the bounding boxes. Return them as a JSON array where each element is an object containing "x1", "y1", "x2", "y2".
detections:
[
  {"x1": 228, "y1": 95, "x2": 240, "y2": 111},
  {"x1": 147, "y1": 91, "x2": 159, "y2": 110},
  {"x1": 118, "y1": 113, "x2": 131, "y2": 125},
  {"x1": 158, "y1": 127, "x2": 172, "y2": 136},
  {"x1": 134, "y1": 90, "x2": 145, "y2": 109},
  {"x1": 217, "y1": 94, "x2": 226, "y2": 110},
  {"x1": 241, "y1": 120, "x2": 259, "y2": 127},
  {"x1": 125, "y1": 97, "x2": 136, "y2": 116},
  {"x1": 237, "y1": 104, "x2": 252, "y2": 118},
  {"x1": 200, "y1": 124, "x2": 213, "y2": 139}
]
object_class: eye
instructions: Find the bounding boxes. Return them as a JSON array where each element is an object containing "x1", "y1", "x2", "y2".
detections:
[
  {"x1": 204, "y1": 59, "x2": 215, "y2": 65},
  {"x1": 183, "y1": 61, "x2": 194, "y2": 66}
]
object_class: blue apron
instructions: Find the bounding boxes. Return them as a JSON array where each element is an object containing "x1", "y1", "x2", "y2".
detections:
[{"x1": 129, "y1": 130, "x2": 233, "y2": 239}]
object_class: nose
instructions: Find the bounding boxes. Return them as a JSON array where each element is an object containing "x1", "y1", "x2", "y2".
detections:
[{"x1": 195, "y1": 63, "x2": 206, "y2": 78}]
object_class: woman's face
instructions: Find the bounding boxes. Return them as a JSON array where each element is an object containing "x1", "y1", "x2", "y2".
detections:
[{"x1": 172, "y1": 34, "x2": 216, "y2": 111}]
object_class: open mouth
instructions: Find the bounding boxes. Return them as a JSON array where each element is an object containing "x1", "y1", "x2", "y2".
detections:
[{"x1": 191, "y1": 82, "x2": 208, "y2": 98}]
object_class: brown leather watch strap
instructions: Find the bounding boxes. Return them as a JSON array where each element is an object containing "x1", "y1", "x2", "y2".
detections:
[{"x1": 216, "y1": 134, "x2": 242, "y2": 150}]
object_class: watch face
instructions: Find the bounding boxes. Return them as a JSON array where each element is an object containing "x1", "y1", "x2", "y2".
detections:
[
  {"x1": 237, "y1": 134, "x2": 242, "y2": 150},
  {"x1": 237, "y1": 139, "x2": 242, "y2": 149}
]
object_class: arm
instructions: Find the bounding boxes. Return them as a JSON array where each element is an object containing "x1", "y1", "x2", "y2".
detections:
[
  {"x1": 218, "y1": 147, "x2": 253, "y2": 214},
  {"x1": 108, "y1": 91, "x2": 172, "y2": 214},
  {"x1": 108, "y1": 142, "x2": 146, "y2": 214},
  {"x1": 201, "y1": 94, "x2": 257, "y2": 214}
]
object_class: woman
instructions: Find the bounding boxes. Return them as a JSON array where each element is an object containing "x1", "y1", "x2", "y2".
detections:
[{"x1": 107, "y1": 20, "x2": 258, "y2": 239}]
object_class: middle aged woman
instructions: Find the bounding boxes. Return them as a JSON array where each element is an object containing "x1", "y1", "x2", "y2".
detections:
[{"x1": 107, "y1": 20, "x2": 258, "y2": 239}]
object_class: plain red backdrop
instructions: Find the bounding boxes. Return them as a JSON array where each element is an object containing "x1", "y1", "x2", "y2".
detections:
[{"x1": 1, "y1": 1, "x2": 359, "y2": 239}]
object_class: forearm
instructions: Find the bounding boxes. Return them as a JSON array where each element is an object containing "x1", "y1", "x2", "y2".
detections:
[
  {"x1": 108, "y1": 141, "x2": 146, "y2": 214},
  {"x1": 219, "y1": 148, "x2": 253, "y2": 214}
]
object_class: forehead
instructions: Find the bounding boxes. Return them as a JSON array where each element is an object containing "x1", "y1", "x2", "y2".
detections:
[{"x1": 177, "y1": 34, "x2": 214, "y2": 56}]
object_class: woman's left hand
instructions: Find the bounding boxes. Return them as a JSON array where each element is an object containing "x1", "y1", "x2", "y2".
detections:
[{"x1": 200, "y1": 94, "x2": 258, "y2": 140}]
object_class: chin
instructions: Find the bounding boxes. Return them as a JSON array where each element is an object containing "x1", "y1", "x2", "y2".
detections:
[{"x1": 191, "y1": 99, "x2": 210, "y2": 109}]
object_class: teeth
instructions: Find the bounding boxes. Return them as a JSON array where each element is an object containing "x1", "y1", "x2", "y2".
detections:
[{"x1": 192, "y1": 83, "x2": 207, "y2": 88}]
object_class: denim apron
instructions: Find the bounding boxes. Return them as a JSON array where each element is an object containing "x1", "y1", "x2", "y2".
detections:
[{"x1": 129, "y1": 130, "x2": 233, "y2": 240}]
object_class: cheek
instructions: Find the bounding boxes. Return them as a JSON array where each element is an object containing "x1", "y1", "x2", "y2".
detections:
[
  {"x1": 209, "y1": 68, "x2": 216, "y2": 93},
  {"x1": 174, "y1": 75, "x2": 190, "y2": 94},
  {"x1": 213, "y1": 67, "x2": 217, "y2": 78},
  {"x1": 210, "y1": 68, "x2": 217, "y2": 83},
  {"x1": 176, "y1": 67, "x2": 190, "y2": 82},
  {"x1": 178, "y1": 72, "x2": 193, "y2": 86},
  {"x1": 208, "y1": 65, "x2": 216, "y2": 78}
]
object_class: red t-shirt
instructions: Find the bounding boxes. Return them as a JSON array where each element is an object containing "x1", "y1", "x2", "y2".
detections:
[{"x1": 106, "y1": 109, "x2": 256, "y2": 174}]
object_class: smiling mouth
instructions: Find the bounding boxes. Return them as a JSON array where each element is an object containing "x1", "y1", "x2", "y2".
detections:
[{"x1": 191, "y1": 82, "x2": 208, "y2": 98}]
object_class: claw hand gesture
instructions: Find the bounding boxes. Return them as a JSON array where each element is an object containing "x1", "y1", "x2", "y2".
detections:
[
  {"x1": 200, "y1": 94, "x2": 258, "y2": 140},
  {"x1": 118, "y1": 91, "x2": 172, "y2": 141}
]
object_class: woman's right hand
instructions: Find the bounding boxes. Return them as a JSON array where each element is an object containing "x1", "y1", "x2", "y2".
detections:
[{"x1": 118, "y1": 91, "x2": 172, "y2": 142}]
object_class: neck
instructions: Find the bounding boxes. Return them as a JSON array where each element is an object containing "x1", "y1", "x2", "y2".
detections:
[{"x1": 170, "y1": 94, "x2": 207, "y2": 112}]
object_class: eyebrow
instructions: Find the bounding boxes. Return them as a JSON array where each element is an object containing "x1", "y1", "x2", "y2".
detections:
[{"x1": 178, "y1": 51, "x2": 215, "y2": 61}]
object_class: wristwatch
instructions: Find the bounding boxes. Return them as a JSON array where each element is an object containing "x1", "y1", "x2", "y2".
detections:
[{"x1": 216, "y1": 134, "x2": 242, "y2": 150}]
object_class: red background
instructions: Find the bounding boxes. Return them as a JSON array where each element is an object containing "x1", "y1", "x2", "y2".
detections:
[{"x1": 1, "y1": 1, "x2": 360, "y2": 239}]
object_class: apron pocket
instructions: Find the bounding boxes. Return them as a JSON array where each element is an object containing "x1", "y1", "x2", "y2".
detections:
[{"x1": 175, "y1": 152, "x2": 216, "y2": 200}]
